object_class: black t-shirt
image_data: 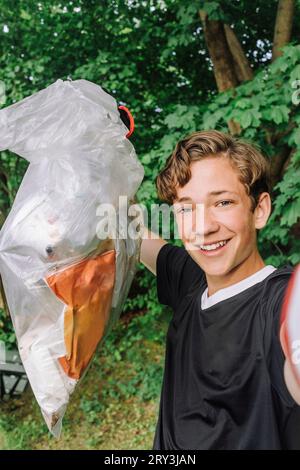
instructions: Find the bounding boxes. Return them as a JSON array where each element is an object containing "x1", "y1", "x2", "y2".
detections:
[{"x1": 154, "y1": 243, "x2": 300, "y2": 450}]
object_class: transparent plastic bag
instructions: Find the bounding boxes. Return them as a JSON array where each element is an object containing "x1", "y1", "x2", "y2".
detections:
[{"x1": 0, "y1": 79, "x2": 144, "y2": 436}]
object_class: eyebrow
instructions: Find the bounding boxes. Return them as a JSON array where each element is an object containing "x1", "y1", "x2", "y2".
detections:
[
  {"x1": 207, "y1": 190, "x2": 239, "y2": 197},
  {"x1": 176, "y1": 191, "x2": 238, "y2": 203}
]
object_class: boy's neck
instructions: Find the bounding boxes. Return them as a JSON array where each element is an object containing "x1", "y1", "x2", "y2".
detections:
[{"x1": 206, "y1": 251, "x2": 266, "y2": 297}]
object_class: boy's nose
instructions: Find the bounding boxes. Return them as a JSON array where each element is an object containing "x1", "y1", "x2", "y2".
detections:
[{"x1": 192, "y1": 207, "x2": 220, "y2": 241}]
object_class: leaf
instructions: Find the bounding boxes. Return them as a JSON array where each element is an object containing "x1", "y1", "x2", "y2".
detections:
[
  {"x1": 202, "y1": 1, "x2": 225, "y2": 21},
  {"x1": 250, "y1": 108, "x2": 262, "y2": 127},
  {"x1": 235, "y1": 98, "x2": 251, "y2": 109},
  {"x1": 288, "y1": 128, "x2": 300, "y2": 146},
  {"x1": 239, "y1": 112, "x2": 252, "y2": 128},
  {"x1": 291, "y1": 64, "x2": 300, "y2": 82},
  {"x1": 270, "y1": 106, "x2": 289, "y2": 125},
  {"x1": 282, "y1": 199, "x2": 300, "y2": 227},
  {"x1": 216, "y1": 92, "x2": 231, "y2": 105},
  {"x1": 20, "y1": 9, "x2": 31, "y2": 20},
  {"x1": 289, "y1": 252, "x2": 300, "y2": 265},
  {"x1": 270, "y1": 56, "x2": 289, "y2": 74},
  {"x1": 177, "y1": 4, "x2": 198, "y2": 25}
]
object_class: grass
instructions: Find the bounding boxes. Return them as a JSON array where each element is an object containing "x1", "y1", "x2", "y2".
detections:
[{"x1": 0, "y1": 308, "x2": 169, "y2": 450}]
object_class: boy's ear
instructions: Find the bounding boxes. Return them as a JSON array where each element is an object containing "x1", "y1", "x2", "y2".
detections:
[{"x1": 254, "y1": 192, "x2": 272, "y2": 229}]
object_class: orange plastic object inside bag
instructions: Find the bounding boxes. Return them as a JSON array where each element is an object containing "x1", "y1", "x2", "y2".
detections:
[{"x1": 46, "y1": 250, "x2": 116, "y2": 380}]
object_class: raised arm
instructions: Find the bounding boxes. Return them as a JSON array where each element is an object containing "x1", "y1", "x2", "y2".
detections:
[{"x1": 139, "y1": 228, "x2": 167, "y2": 276}]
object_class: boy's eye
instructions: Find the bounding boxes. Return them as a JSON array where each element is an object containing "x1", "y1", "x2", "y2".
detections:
[
  {"x1": 177, "y1": 206, "x2": 192, "y2": 214},
  {"x1": 217, "y1": 200, "x2": 232, "y2": 207}
]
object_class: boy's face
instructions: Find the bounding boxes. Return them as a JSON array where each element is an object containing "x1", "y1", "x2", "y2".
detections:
[{"x1": 174, "y1": 156, "x2": 268, "y2": 280}]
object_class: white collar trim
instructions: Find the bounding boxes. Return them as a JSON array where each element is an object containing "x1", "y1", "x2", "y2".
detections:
[{"x1": 201, "y1": 265, "x2": 277, "y2": 310}]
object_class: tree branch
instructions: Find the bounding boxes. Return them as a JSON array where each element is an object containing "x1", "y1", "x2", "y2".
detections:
[{"x1": 224, "y1": 24, "x2": 253, "y2": 82}]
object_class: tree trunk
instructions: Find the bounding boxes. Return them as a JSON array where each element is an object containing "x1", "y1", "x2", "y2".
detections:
[
  {"x1": 272, "y1": 0, "x2": 295, "y2": 61},
  {"x1": 224, "y1": 25, "x2": 253, "y2": 82},
  {"x1": 199, "y1": 11, "x2": 239, "y2": 92},
  {"x1": 199, "y1": 11, "x2": 242, "y2": 134},
  {"x1": 270, "y1": 145, "x2": 292, "y2": 189}
]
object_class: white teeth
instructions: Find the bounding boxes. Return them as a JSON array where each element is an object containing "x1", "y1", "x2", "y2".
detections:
[{"x1": 200, "y1": 240, "x2": 228, "y2": 251}]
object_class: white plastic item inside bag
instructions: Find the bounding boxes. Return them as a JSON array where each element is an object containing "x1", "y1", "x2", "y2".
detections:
[{"x1": 0, "y1": 79, "x2": 144, "y2": 437}]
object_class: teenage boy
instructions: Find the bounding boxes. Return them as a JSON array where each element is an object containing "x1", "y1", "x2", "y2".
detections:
[{"x1": 140, "y1": 130, "x2": 300, "y2": 450}]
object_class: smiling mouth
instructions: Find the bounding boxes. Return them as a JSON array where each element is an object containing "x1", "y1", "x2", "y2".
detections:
[{"x1": 196, "y1": 238, "x2": 231, "y2": 254}]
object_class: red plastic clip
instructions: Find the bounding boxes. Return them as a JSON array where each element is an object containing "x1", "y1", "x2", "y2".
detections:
[{"x1": 118, "y1": 105, "x2": 135, "y2": 138}]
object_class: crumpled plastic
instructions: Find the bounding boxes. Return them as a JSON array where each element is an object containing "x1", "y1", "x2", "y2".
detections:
[{"x1": 0, "y1": 79, "x2": 144, "y2": 436}]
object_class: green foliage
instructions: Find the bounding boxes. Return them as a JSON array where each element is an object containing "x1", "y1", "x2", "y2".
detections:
[
  {"x1": 0, "y1": 414, "x2": 45, "y2": 450},
  {"x1": 200, "y1": 1, "x2": 227, "y2": 21},
  {"x1": 0, "y1": 307, "x2": 15, "y2": 348},
  {"x1": 79, "y1": 395, "x2": 105, "y2": 424},
  {"x1": 101, "y1": 300, "x2": 168, "y2": 403}
]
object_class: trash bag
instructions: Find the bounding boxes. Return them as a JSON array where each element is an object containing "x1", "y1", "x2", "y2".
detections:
[{"x1": 0, "y1": 79, "x2": 144, "y2": 436}]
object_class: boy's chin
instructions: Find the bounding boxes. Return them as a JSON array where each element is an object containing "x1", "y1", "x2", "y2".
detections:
[
  {"x1": 203, "y1": 266, "x2": 231, "y2": 278},
  {"x1": 188, "y1": 252, "x2": 232, "y2": 277}
]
